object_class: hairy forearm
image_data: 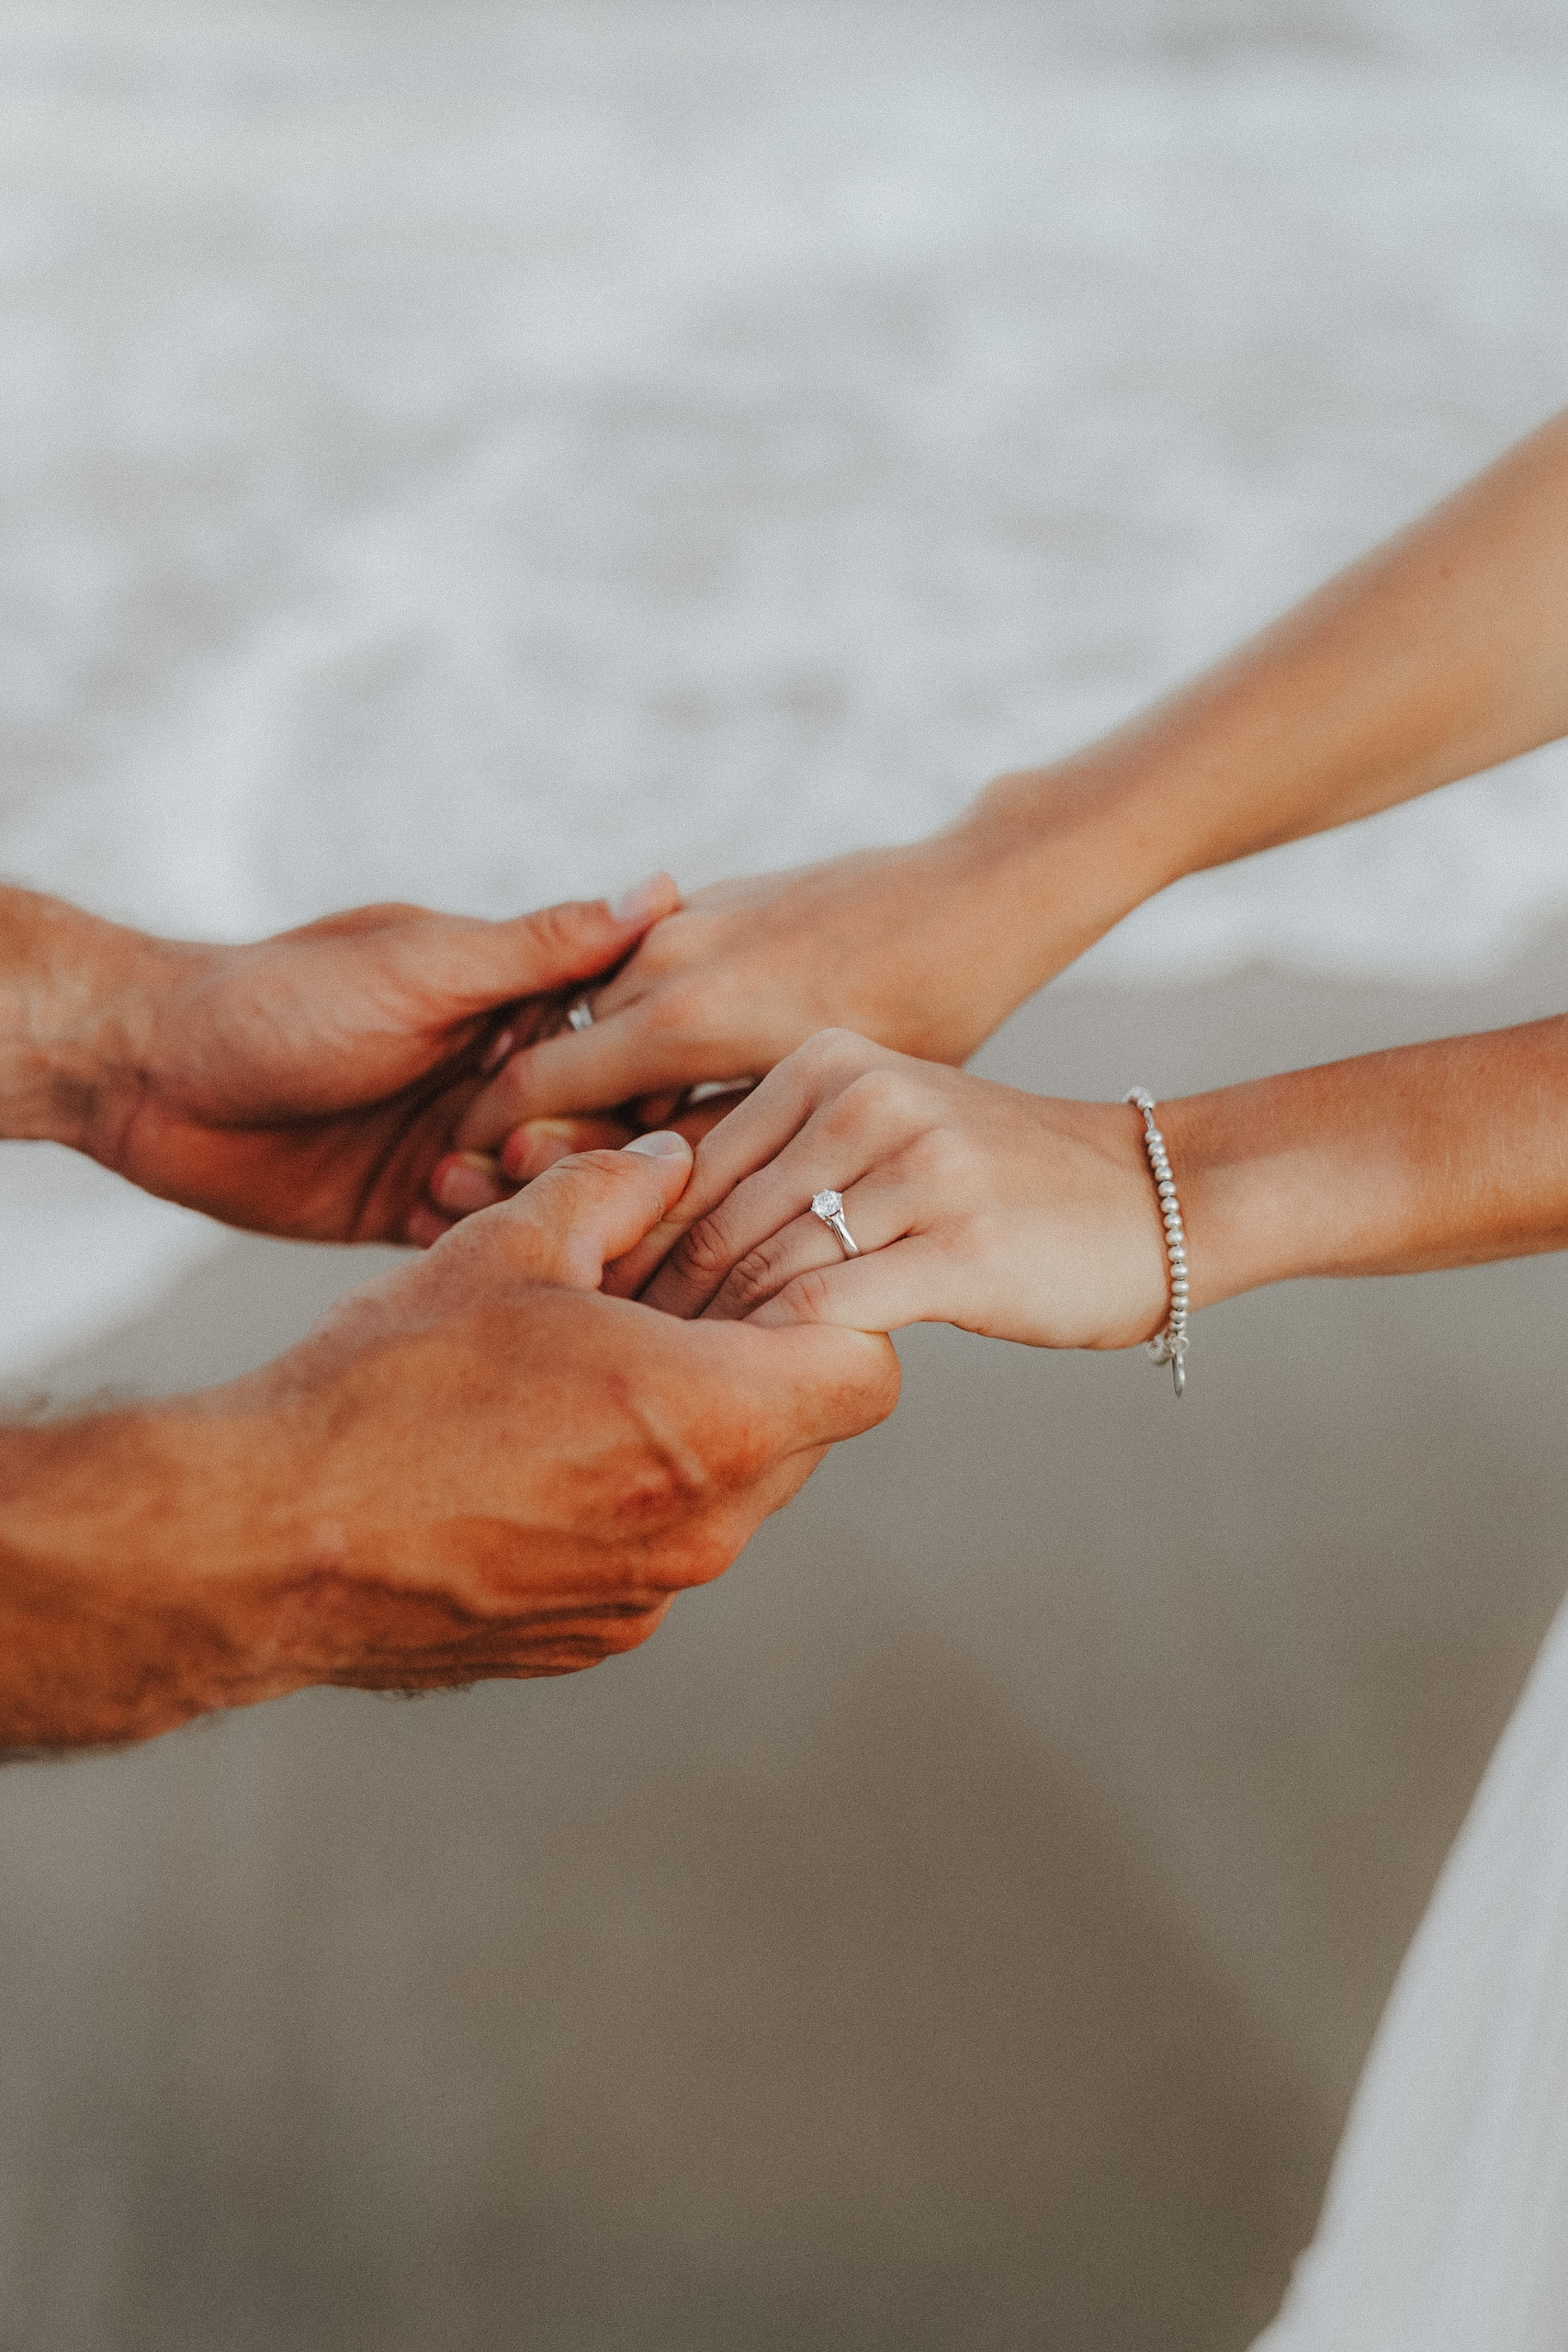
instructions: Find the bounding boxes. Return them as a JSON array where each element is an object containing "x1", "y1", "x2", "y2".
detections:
[
  {"x1": 0, "y1": 888, "x2": 179, "y2": 1149},
  {"x1": 1162, "y1": 1016, "x2": 1568, "y2": 1311},
  {"x1": 0, "y1": 1394, "x2": 300, "y2": 1751},
  {"x1": 954, "y1": 408, "x2": 1568, "y2": 983}
]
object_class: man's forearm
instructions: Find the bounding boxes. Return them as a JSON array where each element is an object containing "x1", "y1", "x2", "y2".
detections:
[
  {"x1": 1163, "y1": 1015, "x2": 1568, "y2": 1312},
  {"x1": 953, "y1": 408, "x2": 1568, "y2": 986},
  {"x1": 0, "y1": 1393, "x2": 299, "y2": 1751},
  {"x1": 0, "y1": 888, "x2": 178, "y2": 1149}
]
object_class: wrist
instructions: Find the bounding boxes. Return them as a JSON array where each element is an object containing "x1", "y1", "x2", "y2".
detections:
[
  {"x1": 1154, "y1": 1088, "x2": 1312, "y2": 1316},
  {"x1": 952, "y1": 752, "x2": 1184, "y2": 989},
  {"x1": 0, "y1": 889, "x2": 189, "y2": 1152}
]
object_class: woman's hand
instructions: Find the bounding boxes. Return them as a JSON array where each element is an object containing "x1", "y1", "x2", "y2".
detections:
[
  {"x1": 442, "y1": 407, "x2": 1568, "y2": 1205},
  {"x1": 447, "y1": 820, "x2": 1089, "y2": 1168},
  {"x1": 609, "y1": 1029, "x2": 1173, "y2": 1351}
]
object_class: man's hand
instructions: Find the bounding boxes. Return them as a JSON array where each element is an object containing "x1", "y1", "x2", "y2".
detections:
[
  {"x1": 1, "y1": 878, "x2": 679, "y2": 1243},
  {"x1": 0, "y1": 1133, "x2": 900, "y2": 1752}
]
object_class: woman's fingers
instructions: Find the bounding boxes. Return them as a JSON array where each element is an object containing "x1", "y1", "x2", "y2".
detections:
[
  {"x1": 636, "y1": 1100, "x2": 917, "y2": 1319},
  {"x1": 608, "y1": 1034, "x2": 904, "y2": 1300},
  {"x1": 696, "y1": 1177, "x2": 917, "y2": 1322},
  {"x1": 744, "y1": 1234, "x2": 961, "y2": 1335},
  {"x1": 628, "y1": 1107, "x2": 886, "y2": 1317}
]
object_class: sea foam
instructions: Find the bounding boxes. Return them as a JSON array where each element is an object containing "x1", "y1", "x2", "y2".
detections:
[{"x1": 2, "y1": 0, "x2": 1567, "y2": 1372}]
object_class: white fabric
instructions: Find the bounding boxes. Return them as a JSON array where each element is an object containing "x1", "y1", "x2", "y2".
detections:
[{"x1": 1256, "y1": 1591, "x2": 1568, "y2": 2349}]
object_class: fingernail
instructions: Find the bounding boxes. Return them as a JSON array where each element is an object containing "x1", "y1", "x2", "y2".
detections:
[
  {"x1": 502, "y1": 1119, "x2": 579, "y2": 1179},
  {"x1": 434, "y1": 1153, "x2": 503, "y2": 1212},
  {"x1": 480, "y1": 1026, "x2": 515, "y2": 1072},
  {"x1": 610, "y1": 871, "x2": 676, "y2": 925},
  {"x1": 622, "y1": 1130, "x2": 691, "y2": 1159}
]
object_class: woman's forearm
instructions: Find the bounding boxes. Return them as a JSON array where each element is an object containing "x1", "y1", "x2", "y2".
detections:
[
  {"x1": 434, "y1": 407, "x2": 1568, "y2": 1162},
  {"x1": 960, "y1": 406, "x2": 1568, "y2": 981},
  {"x1": 620, "y1": 1017, "x2": 1568, "y2": 1356},
  {"x1": 1166, "y1": 1016, "x2": 1568, "y2": 1311}
]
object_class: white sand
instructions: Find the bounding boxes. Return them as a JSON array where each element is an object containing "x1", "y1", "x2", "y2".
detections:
[{"x1": 7, "y1": 946, "x2": 1568, "y2": 2349}]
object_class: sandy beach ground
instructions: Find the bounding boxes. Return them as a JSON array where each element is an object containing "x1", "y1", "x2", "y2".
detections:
[
  {"x1": 5, "y1": 11, "x2": 1568, "y2": 2341},
  {"x1": 5, "y1": 944, "x2": 1567, "y2": 2352}
]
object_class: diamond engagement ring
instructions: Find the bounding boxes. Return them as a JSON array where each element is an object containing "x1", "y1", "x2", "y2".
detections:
[
  {"x1": 809, "y1": 1189, "x2": 860, "y2": 1258},
  {"x1": 566, "y1": 997, "x2": 595, "y2": 1032}
]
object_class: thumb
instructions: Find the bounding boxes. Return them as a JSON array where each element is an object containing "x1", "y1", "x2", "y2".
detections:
[
  {"x1": 479, "y1": 872, "x2": 680, "y2": 1006},
  {"x1": 491, "y1": 1132, "x2": 694, "y2": 1291}
]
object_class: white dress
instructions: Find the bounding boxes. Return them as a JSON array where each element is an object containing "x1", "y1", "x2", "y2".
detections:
[{"x1": 1255, "y1": 1592, "x2": 1568, "y2": 2349}]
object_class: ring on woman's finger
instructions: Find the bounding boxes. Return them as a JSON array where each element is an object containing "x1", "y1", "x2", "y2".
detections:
[
  {"x1": 809, "y1": 1188, "x2": 860, "y2": 1258},
  {"x1": 566, "y1": 996, "x2": 595, "y2": 1032}
]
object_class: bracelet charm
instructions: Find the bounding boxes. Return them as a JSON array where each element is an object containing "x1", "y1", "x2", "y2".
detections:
[{"x1": 1124, "y1": 1088, "x2": 1190, "y2": 1398}]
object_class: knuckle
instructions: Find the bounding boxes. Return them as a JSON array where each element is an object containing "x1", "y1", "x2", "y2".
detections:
[
  {"x1": 671, "y1": 1523, "x2": 745, "y2": 1590},
  {"x1": 484, "y1": 1214, "x2": 555, "y2": 1283},
  {"x1": 627, "y1": 918, "x2": 688, "y2": 978},
  {"x1": 665, "y1": 1383, "x2": 770, "y2": 1493},
  {"x1": 616, "y1": 1402, "x2": 737, "y2": 1522},
  {"x1": 688, "y1": 1429, "x2": 767, "y2": 1501},
  {"x1": 642, "y1": 982, "x2": 705, "y2": 1041},
  {"x1": 611, "y1": 1453, "x2": 697, "y2": 1530},
  {"x1": 525, "y1": 1604, "x2": 665, "y2": 1673},
  {"x1": 592, "y1": 1602, "x2": 668, "y2": 1657},
  {"x1": 776, "y1": 1264, "x2": 839, "y2": 1323},
  {"x1": 671, "y1": 1212, "x2": 740, "y2": 1284},
  {"x1": 541, "y1": 1147, "x2": 647, "y2": 1204},
  {"x1": 483, "y1": 1150, "x2": 644, "y2": 1275},
  {"x1": 610, "y1": 1525, "x2": 739, "y2": 1601},
  {"x1": 530, "y1": 898, "x2": 603, "y2": 959},
  {"x1": 841, "y1": 1066, "x2": 909, "y2": 1121},
  {"x1": 800, "y1": 1025, "x2": 874, "y2": 1073},
  {"x1": 582, "y1": 1146, "x2": 653, "y2": 1184},
  {"x1": 907, "y1": 1123, "x2": 977, "y2": 1185},
  {"x1": 719, "y1": 1235, "x2": 795, "y2": 1315}
]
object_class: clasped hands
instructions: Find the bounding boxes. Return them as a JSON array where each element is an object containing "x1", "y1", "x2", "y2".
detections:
[
  {"x1": 409, "y1": 865, "x2": 1173, "y2": 1356},
  {"x1": 457, "y1": 1030, "x2": 1171, "y2": 1355},
  {"x1": 19, "y1": 406, "x2": 1568, "y2": 1752},
  {"x1": 0, "y1": 853, "x2": 1181, "y2": 1752},
  {"x1": 42, "y1": 843, "x2": 1162, "y2": 1356}
]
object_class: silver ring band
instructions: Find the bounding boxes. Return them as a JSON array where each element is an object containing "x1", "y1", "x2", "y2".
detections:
[
  {"x1": 567, "y1": 997, "x2": 595, "y2": 1032},
  {"x1": 809, "y1": 1188, "x2": 860, "y2": 1258}
]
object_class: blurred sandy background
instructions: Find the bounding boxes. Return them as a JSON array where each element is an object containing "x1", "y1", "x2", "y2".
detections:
[{"x1": 4, "y1": 2, "x2": 1568, "y2": 2346}]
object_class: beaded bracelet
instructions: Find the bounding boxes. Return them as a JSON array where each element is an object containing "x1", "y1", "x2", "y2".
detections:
[{"x1": 1124, "y1": 1088, "x2": 1190, "y2": 1397}]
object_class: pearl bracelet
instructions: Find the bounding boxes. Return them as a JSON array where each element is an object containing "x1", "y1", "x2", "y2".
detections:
[{"x1": 1124, "y1": 1088, "x2": 1190, "y2": 1397}]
